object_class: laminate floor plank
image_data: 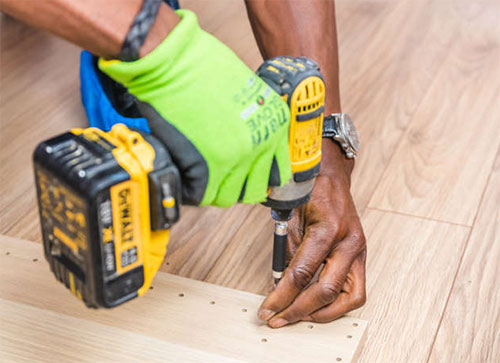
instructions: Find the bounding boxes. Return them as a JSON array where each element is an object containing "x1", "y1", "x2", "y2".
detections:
[
  {"x1": 0, "y1": 236, "x2": 367, "y2": 363},
  {"x1": 339, "y1": 0, "x2": 462, "y2": 212},
  {"x1": 351, "y1": 209, "x2": 470, "y2": 363},
  {"x1": 368, "y1": 1, "x2": 500, "y2": 225},
  {"x1": 0, "y1": 15, "x2": 85, "y2": 240},
  {"x1": 428, "y1": 147, "x2": 500, "y2": 362}
]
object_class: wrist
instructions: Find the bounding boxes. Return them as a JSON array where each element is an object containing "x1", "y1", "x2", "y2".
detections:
[
  {"x1": 321, "y1": 97, "x2": 354, "y2": 183},
  {"x1": 320, "y1": 137, "x2": 354, "y2": 186},
  {"x1": 139, "y1": 3, "x2": 180, "y2": 58}
]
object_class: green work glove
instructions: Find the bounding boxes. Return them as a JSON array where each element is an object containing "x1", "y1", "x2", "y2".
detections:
[{"x1": 99, "y1": 9, "x2": 291, "y2": 207}]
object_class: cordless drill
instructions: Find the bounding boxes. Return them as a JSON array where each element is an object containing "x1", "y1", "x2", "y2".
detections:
[
  {"x1": 257, "y1": 57, "x2": 325, "y2": 285},
  {"x1": 33, "y1": 56, "x2": 325, "y2": 308}
]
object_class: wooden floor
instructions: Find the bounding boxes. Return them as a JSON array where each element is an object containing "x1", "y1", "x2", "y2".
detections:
[{"x1": 1, "y1": 0, "x2": 499, "y2": 362}]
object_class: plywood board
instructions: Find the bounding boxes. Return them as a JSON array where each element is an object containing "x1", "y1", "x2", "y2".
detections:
[
  {"x1": 428, "y1": 148, "x2": 500, "y2": 362},
  {"x1": 0, "y1": 235, "x2": 367, "y2": 363}
]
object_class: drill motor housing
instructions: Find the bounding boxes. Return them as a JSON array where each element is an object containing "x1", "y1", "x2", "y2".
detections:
[{"x1": 258, "y1": 57, "x2": 326, "y2": 212}]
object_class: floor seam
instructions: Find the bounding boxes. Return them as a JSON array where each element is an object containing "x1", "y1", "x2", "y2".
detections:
[
  {"x1": 423, "y1": 144, "x2": 499, "y2": 363},
  {"x1": 365, "y1": 207, "x2": 471, "y2": 228}
]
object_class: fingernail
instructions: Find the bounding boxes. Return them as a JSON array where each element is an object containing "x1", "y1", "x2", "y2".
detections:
[
  {"x1": 258, "y1": 309, "x2": 275, "y2": 321},
  {"x1": 270, "y1": 318, "x2": 288, "y2": 329}
]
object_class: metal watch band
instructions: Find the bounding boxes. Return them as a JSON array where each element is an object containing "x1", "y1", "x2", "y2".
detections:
[
  {"x1": 119, "y1": 0, "x2": 163, "y2": 62},
  {"x1": 322, "y1": 113, "x2": 360, "y2": 159},
  {"x1": 322, "y1": 114, "x2": 338, "y2": 139}
]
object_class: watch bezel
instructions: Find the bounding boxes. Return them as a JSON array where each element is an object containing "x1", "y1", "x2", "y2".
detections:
[{"x1": 338, "y1": 114, "x2": 361, "y2": 153}]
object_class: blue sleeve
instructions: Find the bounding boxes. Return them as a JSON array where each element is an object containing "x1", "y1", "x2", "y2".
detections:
[{"x1": 80, "y1": 50, "x2": 151, "y2": 132}]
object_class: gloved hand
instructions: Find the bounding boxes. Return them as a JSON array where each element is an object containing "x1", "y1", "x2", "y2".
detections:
[{"x1": 99, "y1": 9, "x2": 291, "y2": 207}]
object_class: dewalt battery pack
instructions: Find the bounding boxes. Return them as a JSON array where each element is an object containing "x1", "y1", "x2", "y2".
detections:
[{"x1": 33, "y1": 125, "x2": 181, "y2": 308}]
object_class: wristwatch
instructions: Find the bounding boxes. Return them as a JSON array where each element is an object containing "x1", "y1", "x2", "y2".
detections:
[{"x1": 322, "y1": 113, "x2": 361, "y2": 159}]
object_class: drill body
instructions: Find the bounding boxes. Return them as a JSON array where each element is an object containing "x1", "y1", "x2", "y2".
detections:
[{"x1": 257, "y1": 57, "x2": 326, "y2": 284}]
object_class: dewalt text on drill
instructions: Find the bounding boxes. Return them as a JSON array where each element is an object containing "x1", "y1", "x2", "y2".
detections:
[{"x1": 33, "y1": 56, "x2": 325, "y2": 308}]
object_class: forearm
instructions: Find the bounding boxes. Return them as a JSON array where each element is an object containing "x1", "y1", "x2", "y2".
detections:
[
  {"x1": 0, "y1": 0, "x2": 179, "y2": 58},
  {"x1": 245, "y1": 0, "x2": 341, "y2": 115},
  {"x1": 245, "y1": 0, "x2": 352, "y2": 176}
]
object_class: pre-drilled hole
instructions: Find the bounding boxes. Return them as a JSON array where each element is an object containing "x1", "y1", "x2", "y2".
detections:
[
  {"x1": 308, "y1": 325, "x2": 314, "y2": 329},
  {"x1": 352, "y1": 323, "x2": 358, "y2": 327},
  {"x1": 150, "y1": 286, "x2": 154, "y2": 290},
  {"x1": 165, "y1": 262, "x2": 170, "y2": 266},
  {"x1": 261, "y1": 338, "x2": 267, "y2": 343},
  {"x1": 33, "y1": 258, "x2": 38, "y2": 262},
  {"x1": 210, "y1": 301, "x2": 215, "y2": 305},
  {"x1": 6, "y1": 251, "x2": 10, "y2": 255},
  {"x1": 178, "y1": 293, "x2": 184, "y2": 297},
  {"x1": 336, "y1": 358, "x2": 342, "y2": 361},
  {"x1": 242, "y1": 308, "x2": 247, "y2": 312},
  {"x1": 347, "y1": 335, "x2": 352, "y2": 339}
]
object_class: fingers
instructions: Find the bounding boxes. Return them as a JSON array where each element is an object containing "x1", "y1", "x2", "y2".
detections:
[
  {"x1": 257, "y1": 222, "x2": 335, "y2": 321},
  {"x1": 241, "y1": 152, "x2": 275, "y2": 204},
  {"x1": 267, "y1": 237, "x2": 359, "y2": 327},
  {"x1": 213, "y1": 161, "x2": 251, "y2": 207},
  {"x1": 286, "y1": 214, "x2": 303, "y2": 264},
  {"x1": 308, "y1": 250, "x2": 366, "y2": 323}
]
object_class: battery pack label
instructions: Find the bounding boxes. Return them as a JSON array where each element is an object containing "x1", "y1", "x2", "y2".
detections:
[
  {"x1": 110, "y1": 181, "x2": 142, "y2": 275},
  {"x1": 35, "y1": 166, "x2": 88, "y2": 254},
  {"x1": 121, "y1": 247, "x2": 138, "y2": 267}
]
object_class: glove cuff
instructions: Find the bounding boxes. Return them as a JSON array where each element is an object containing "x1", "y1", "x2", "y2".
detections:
[{"x1": 99, "y1": 9, "x2": 200, "y2": 85}]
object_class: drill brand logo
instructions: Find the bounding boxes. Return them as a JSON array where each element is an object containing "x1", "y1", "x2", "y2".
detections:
[
  {"x1": 110, "y1": 181, "x2": 139, "y2": 250},
  {"x1": 110, "y1": 181, "x2": 141, "y2": 274},
  {"x1": 117, "y1": 188, "x2": 134, "y2": 244}
]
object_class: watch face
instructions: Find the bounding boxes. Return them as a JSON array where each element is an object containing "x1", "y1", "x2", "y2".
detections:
[{"x1": 340, "y1": 114, "x2": 361, "y2": 152}]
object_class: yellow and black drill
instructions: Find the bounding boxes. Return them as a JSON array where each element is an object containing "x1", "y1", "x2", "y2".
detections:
[
  {"x1": 257, "y1": 57, "x2": 325, "y2": 285},
  {"x1": 33, "y1": 56, "x2": 325, "y2": 308}
]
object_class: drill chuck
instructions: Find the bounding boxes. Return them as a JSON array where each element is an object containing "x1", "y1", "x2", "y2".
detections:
[{"x1": 272, "y1": 216, "x2": 290, "y2": 285}]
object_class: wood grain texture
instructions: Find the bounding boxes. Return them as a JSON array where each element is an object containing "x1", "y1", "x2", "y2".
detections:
[
  {"x1": 0, "y1": 236, "x2": 367, "y2": 363},
  {"x1": 0, "y1": 299, "x2": 240, "y2": 363},
  {"x1": 340, "y1": 0, "x2": 461, "y2": 212},
  {"x1": 428, "y1": 148, "x2": 500, "y2": 362},
  {"x1": 0, "y1": 14, "x2": 85, "y2": 241},
  {"x1": 368, "y1": 0, "x2": 500, "y2": 225},
  {"x1": 1, "y1": 0, "x2": 500, "y2": 361},
  {"x1": 352, "y1": 209, "x2": 470, "y2": 363}
]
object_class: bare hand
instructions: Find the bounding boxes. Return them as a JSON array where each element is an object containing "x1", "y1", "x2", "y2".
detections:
[{"x1": 258, "y1": 141, "x2": 367, "y2": 328}]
